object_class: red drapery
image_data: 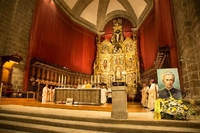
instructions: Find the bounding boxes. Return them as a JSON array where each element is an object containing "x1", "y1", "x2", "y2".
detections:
[
  {"x1": 23, "y1": 0, "x2": 179, "y2": 91},
  {"x1": 139, "y1": 0, "x2": 178, "y2": 71},
  {"x1": 139, "y1": 11, "x2": 156, "y2": 70},
  {"x1": 23, "y1": 0, "x2": 96, "y2": 91}
]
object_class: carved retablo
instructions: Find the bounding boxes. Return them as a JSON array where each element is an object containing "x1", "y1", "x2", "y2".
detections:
[{"x1": 92, "y1": 18, "x2": 140, "y2": 95}]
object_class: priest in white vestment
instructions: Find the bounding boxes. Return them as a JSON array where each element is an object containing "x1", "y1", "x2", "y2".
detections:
[
  {"x1": 101, "y1": 86, "x2": 107, "y2": 104},
  {"x1": 82, "y1": 81, "x2": 87, "y2": 89},
  {"x1": 141, "y1": 83, "x2": 149, "y2": 107},
  {"x1": 48, "y1": 86, "x2": 54, "y2": 102},
  {"x1": 147, "y1": 80, "x2": 158, "y2": 111},
  {"x1": 42, "y1": 84, "x2": 49, "y2": 103}
]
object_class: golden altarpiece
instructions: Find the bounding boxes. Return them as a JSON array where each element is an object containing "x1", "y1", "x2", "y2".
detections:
[{"x1": 92, "y1": 18, "x2": 140, "y2": 97}]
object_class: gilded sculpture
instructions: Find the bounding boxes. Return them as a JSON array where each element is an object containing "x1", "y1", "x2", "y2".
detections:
[{"x1": 92, "y1": 18, "x2": 140, "y2": 96}]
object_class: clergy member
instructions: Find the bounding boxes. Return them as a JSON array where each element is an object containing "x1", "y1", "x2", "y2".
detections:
[
  {"x1": 147, "y1": 79, "x2": 158, "y2": 111},
  {"x1": 140, "y1": 82, "x2": 149, "y2": 108},
  {"x1": 42, "y1": 84, "x2": 49, "y2": 103}
]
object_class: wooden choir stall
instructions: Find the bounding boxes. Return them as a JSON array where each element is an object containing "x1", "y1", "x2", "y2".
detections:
[{"x1": 28, "y1": 59, "x2": 105, "y2": 105}]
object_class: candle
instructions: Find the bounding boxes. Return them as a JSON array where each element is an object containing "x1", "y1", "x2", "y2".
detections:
[
  {"x1": 94, "y1": 75, "x2": 96, "y2": 83},
  {"x1": 91, "y1": 75, "x2": 93, "y2": 83},
  {"x1": 97, "y1": 75, "x2": 100, "y2": 83}
]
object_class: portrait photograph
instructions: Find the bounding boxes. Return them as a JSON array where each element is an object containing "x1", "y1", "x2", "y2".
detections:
[{"x1": 157, "y1": 68, "x2": 182, "y2": 100}]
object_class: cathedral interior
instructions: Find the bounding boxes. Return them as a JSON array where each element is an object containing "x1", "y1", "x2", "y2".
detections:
[{"x1": 0, "y1": 0, "x2": 200, "y2": 104}]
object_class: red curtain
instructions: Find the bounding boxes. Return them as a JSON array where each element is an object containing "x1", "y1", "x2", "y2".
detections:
[
  {"x1": 139, "y1": 0, "x2": 178, "y2": 71},
  {"x1": 139, "y1": 11, "x2": 156, "y2": 70},
  {"x1": 155, "y1": 0, "x2": 178, "y2": 68},
  {"x1": 23, "y1": 0, "x2": 96, "y2": 91}
]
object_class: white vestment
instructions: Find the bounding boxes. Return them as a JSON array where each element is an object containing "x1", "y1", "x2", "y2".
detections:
[
  {"x1": 141, "y1": 86, "x2": 149, "y2": 107},
  {"x1": 147, "y1": 83, "x2": 158, "y2": 110},
  {"x1": 42, "y1": 86, "x2": 49, "y2": 103},
  {"x1": 82, "y1": 84, "x2": 86, "y2": 89},
  {"x1": 101, "y1": 89, "x2": 107, "y2": 104},
  {"x1": 48, "y1": 88, "x2": 54, "y2": 102}
]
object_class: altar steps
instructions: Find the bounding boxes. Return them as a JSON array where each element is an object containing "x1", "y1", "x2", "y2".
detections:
[
  {"x1": 0, "y1": 98, "x2": 36, "y2": 105},
  {"x1": 0, "y1": 106, "x2": 200, "y2": 133},
  {"x1": 0, "y1": 98, "x2": 147, "y2": 112}
]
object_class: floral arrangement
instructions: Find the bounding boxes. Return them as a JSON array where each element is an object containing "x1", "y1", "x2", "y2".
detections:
[{"x1": 154, "y1": 97, "x2": 200, "y2": 120}]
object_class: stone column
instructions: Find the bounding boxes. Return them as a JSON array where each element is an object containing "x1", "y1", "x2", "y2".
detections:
[{"x1": 111, "y1": 85, "x2": 128, "y2": 119}]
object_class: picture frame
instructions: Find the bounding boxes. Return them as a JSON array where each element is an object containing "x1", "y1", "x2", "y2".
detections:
[{"x1": 157, "y1": 68, "x2": 182, "y2": 99}]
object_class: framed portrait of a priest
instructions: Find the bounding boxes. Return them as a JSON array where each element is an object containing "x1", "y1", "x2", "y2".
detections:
[{"x1": 157, "y1": 68, "x2": 182, "y2": 100}]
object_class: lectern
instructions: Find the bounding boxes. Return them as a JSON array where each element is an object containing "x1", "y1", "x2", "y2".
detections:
[{"x1": 111, "y1": 82, "x2": 128, "y2": 119}]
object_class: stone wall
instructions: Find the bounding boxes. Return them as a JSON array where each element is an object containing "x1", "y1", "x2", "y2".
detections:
[
  {"x1": 0, "y1": 0, "x2": 35, "y2": 91},
  {"x1": 171, "y1": 0, "x2": 200, "y2": 101}
]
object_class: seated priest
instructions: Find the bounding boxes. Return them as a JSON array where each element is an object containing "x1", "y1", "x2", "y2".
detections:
[
  {"x1": 82, "y1": 81, "x2": 87, "y2": 89},
  {"x1": 85, "y1": 83, "x2": 91, "y2": 88}
]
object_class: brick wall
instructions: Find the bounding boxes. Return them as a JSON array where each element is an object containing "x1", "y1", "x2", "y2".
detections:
[
  {"x1": 171, "y1": 0, "x2": 200, "y2": 101},
  {"x1": 0, "y1": 0, "x2": 35, "y2": 91}
]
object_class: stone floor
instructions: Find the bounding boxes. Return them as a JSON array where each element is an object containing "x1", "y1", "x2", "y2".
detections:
[
  {"x1": 1, "y1": 104, "x2": 200, "y2": 133},
  {"x1": 0, "y1": 104, "x2": 154, "y2": 120}
]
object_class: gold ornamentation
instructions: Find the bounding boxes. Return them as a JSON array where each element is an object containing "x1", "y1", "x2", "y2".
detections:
[{"x1": 93, "y1": 18, "x2": 140, "y2": 94}]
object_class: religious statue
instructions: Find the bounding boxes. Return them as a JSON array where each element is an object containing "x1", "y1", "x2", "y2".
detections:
[
  {"x1": 126, "y1": 58, "x2": 133, "y2": 69},
  {"x1": 111, "y1": 18, "x2": 124, "y2": 45},
  {"x1": 114, "y1": 30, "x2": 121, "y2": 43},
  {"x1": 103, "y1": 60, "x2": 108, "y2": 70},
  {"x1": 115, "y1": 66, "x2": 122, "y2": 80}
]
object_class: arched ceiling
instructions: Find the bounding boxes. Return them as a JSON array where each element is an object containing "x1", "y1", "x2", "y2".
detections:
[{"x1": 54, "y1": 0, "x2": 153, "y2": 33}]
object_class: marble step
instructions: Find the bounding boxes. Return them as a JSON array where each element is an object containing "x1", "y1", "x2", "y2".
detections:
[
  {"x1": 0, "y1": 111, "x2": 200, "y2": 133},
  {"x1": 0, "y1": 119, "x2": 110, "y2": 133},
  {"x1": 0, "y1": 109, "x2": 200, "y2": 128}
]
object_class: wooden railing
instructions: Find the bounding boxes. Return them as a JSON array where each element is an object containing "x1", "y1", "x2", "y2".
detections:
[
  {"x1": 28, "y1": 58, "x2": 91, "y2": 101},
  {"x1": 141, "y1": 46, "x2": 170, "y2": 83}
]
